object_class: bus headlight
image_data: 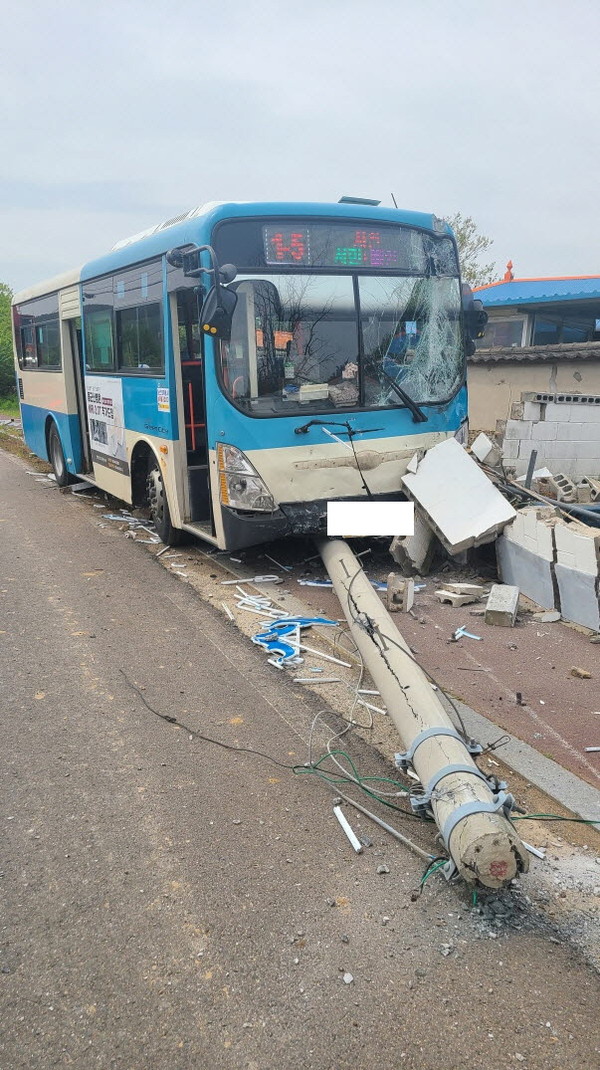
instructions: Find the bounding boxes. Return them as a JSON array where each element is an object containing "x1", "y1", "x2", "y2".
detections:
[{"x1": 217, "y1": 443, "x2": 276, "y2": 512}]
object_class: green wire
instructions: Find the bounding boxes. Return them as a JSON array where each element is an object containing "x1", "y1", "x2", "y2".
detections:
[
  {"x1": 420, "y1": 859, "x2": 448, "y2": 886},
  {"x1": 511, "y1": 813, "x2": 600, "y2": 826},
  {"x1": 294, "y1": 760, "x2": 433, "y2": 820}
]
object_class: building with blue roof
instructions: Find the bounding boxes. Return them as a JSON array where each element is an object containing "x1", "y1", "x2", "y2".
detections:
[
  {"x1": 467, "y1": 265, "x2": 600, "y2": 430},
  {"x1": 474, "y1": 266, "x2": 600, "y2": 351}
]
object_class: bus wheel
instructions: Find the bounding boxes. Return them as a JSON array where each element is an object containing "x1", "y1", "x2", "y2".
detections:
[
  {"x1": 146, "y1": 461, "x2": 182, "y2": 545},
  {"x1": 47, "y1": 424, "x2": 70, "y2": 487}
]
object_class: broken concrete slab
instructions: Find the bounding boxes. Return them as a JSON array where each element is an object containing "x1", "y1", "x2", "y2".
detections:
[
  {"x1": 531, "y1": 610, "x2": 561, "y2": 623},
  {"x1": 554, "y1": 563, "x2": 600, "y2": 632},
  {"x1": 389, "y1": 506, "x2": 435, "y2": 575},
  {"x1": 496, "y1": 536, "x2": 557, "y2": 610},
  {"x1": 400, "y1": 438, "x2": 516, "y2": 555},
  {"x1": 435, "y1": 590, "x2": 480, "y2": 607},
  {"x1": 554, "y1": 519, "x2": 600, "y2": 576},
  {"x1": 442, "y1": 582, "x2": 488, "y2": 597},
  {"x1": 500, "y1": 505, "x2": 557, "y2": 561},
  {"x1": 485, "y1": 584, "x2": 520, "y2": 627}
]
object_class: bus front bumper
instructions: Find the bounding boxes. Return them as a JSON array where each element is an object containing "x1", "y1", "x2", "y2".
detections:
[{"x1": 220, "y1": 494, "x2": 401, "y2": 551}]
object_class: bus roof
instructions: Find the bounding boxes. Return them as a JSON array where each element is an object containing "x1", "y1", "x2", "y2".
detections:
[
  {"x1": 13, "y1": 267, "x2": 82, "y2": 306},
  {"x1": 15, "y1": 201, "x2": 451, "y2": 299}
]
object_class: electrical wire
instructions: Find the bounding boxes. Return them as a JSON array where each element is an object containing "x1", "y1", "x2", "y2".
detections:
[
  {"x1": 511, "y1": 813, "x2": 600, "y2": 826},
  {"x1": 120, "y1": 668, "x2": 428, "y2": 820},
  {"x1": 119, "y1": 668, "x2": 298, "y2": 771},
  {"x1": 343, "y1": 563, "x2": 471, "y2": 741}
]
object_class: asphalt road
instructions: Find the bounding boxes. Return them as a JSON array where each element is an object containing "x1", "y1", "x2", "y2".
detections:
[{"x1": 1, "y1": 447, "x2": 600, "y2": 1070}]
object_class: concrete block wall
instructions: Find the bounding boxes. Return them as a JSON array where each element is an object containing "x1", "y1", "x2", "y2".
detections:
[
  {"x1": 498, "y1": 393, "x2": 600, "y2": 479},
  {"x1": 496, "y1": 506, "x2": 600, "y2": 631}
]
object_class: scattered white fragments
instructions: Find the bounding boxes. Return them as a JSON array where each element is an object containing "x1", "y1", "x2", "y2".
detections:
[
  {"x1": 386, "y1": 573, "x2": 414, "y2": 612},
  {"x1": 485, "y1": 584, "x2": 520, "y2": 628},
  {"x1": 436, "y1": 583, "x2": 487, "y2": 608},
  {"x1": 470, "y1": 431, "x2": 503, "y2": 468},
  {"x1": 400, "y1": 438, "x2": 516, "y2": 555}
]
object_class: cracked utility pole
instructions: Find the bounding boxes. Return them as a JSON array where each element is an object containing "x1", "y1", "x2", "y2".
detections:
[{"x1": 317, "y1": 538, "x2": 529, "y2": 889}]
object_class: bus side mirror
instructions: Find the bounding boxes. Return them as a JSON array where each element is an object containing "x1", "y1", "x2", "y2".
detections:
[
  {"x1": 461, "y1": 285, "x2": 488, "y2": 346},
  {"x1": 468, "y1": 300, "x2": 488, "y2": 339},
  {"x1": 200, "y1": 285, "x2": 238, "y2": 338}
]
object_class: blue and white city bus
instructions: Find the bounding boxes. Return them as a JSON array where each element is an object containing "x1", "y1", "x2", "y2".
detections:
[{"x1": 12, "y1": 199, "x2": 483, "y2": 550}]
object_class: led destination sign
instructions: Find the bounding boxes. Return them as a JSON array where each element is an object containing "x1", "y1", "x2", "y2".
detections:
[
  {"x1": 213, "y1": 219, "x2": 458, "y2": 275},
  {"x1": 263, "y1": 224, "x2": 408, "y2": 268}
]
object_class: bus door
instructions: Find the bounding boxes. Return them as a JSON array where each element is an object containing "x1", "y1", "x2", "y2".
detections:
[
  {"x1": 175, "y1": 289, "x2": 211, "y2": 524},
  {"x1": 57, "y1": 284, "x2": 92, "y2": 474},
  {"x1": 68, "y1": 317, "x2": 92, "y2": 472}
]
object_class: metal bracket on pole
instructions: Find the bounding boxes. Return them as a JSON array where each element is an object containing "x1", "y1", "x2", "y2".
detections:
[
  {"x1": 394, "y1": 726, "x2": 482, "y2": 774},
  {"x1": 441, "y1": 791, "x2": 515, "y2": 849},
  {"x1": 409, "y1": 762, "x2": 502, "y2": 817}
]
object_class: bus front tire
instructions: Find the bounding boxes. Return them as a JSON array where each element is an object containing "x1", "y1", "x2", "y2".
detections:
[
  {"x1": 48, "y1": 424, "x2": 70, "y2": 487},
  {"x1": 146, "y1": 461, "x2": 183, "y2": 546}
]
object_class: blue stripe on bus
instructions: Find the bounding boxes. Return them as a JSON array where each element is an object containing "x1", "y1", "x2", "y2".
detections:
[
  {"x1": 203, "y1": 360, "x2": 467, "y2": 453},
  {"x1": 21, "y1": 404, "x2": 84, "y2": 474}
]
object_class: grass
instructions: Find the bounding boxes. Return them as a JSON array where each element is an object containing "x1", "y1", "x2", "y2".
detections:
[{"x1": 0, "y1": 394, "x2": 20, "y2": 418}]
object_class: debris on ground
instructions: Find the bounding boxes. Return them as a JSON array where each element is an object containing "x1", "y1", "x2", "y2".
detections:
[
  {"x1": 484, "y1": 583, "x2": 520, "y2": 628},
  {"x1": 400, "y1": 438, "x2": 516, "y2": 555}
]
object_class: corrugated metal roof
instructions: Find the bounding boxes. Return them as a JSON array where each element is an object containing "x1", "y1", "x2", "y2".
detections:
[{"x1": 475, "y1": 276, "x2": 600, "y2": 307}]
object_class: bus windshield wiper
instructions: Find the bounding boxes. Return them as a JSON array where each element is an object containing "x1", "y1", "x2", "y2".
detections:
[{"x1": 364, "y1": 359, "x2": 428, "y2": 423}]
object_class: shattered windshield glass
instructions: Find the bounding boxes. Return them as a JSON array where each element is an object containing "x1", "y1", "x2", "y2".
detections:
[
  {"x1": 359, "y1": 275, "x2": 463, "y2": 407},
  {"x1": 219, "y1": 271, "x2": 463, "y2": 416}
]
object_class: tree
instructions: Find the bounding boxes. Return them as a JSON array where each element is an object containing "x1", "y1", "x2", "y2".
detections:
[
  {"x1": 444, "y1": 213, "x2": 498, "y2": 288},
  {"x1": 0, "y1": 282, "x2": 16, "y2": 398}
]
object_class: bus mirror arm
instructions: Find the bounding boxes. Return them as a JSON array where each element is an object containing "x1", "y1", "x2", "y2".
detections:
[{"x1": 166, "y1": 244, "x2": 239, "y2": 337}]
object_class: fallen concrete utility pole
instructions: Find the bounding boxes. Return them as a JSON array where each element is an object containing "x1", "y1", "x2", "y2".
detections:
[{"x1": 317, "y1": 538, "x2": 529, "y2": 889}]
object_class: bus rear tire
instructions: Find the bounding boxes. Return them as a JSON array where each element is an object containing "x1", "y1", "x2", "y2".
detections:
[
  {"x1": 146, "y1": 461, "x2": 183, "y2": 546},
  {"x1": 48, "y1": 423, "x2": 71, "y2": 487}
]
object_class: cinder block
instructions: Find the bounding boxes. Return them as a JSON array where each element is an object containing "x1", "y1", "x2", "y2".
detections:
[
  {"x1": 578, "y1": 405, "x2": 600, "y2": 423},
  {"x1": 504, "y1": 420, "x2": 532, "y2": 441},
  {"x1": 496, "y1": 537, "x2": 557, "y2": 610},
  {"x1": 501, "y1": 439, "x2": 520, "y2": 461},
  {"x1": 518, "y1": 440, "x2": 543, "y2": 461},
  {"x1": 554, "y1": 521, "x2": 600, "y2": 576},
  {"x1": 545, "y1": 402, "x2": 573, "y2": 422},
  {"x1": 470, "y1": 432, "x2": 503, "y2": 467},
  {"x1": 562, "y1": 423, "x2": 600, "y2": 441},
  {"x1": 523, "y1": 402, "x2": 542, "y2": 421},
  {"x1": 387, "y1": 573, "x2": 415, "y2": 612},
  {"x1": 554, "y1": 563, "x2": 600, "y2": 631},
  {"x1": 501, "y1": 506, "x2": 556, "y2": 561},
  {"x1": 485, "y1": 584, "x2": 520, "y2": 627},
  {"x1": 530, "y1": 422, "x2": 558, "y2": 441},
  {"x1": 572, "y1": 459, "x2": 600, "y2": 478}
]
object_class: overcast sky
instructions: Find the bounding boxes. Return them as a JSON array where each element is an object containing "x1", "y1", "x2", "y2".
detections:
[{"x1": 2, "y1": 0, "x2": 599, "y2": 292}]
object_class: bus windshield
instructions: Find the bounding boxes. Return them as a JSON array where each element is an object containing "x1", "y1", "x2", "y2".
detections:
[{"x1": 219, "y1": 272, "x2": 463, "y2": 415}]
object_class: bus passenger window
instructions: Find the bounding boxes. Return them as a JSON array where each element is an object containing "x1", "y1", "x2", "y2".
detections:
[
  {"x1": 85, "y1": 310, "x2": 115, "y2": 371},
  {"x1": 116, "y1": 304, "x2": 163, "y2": 372},
  {"x1": 36, "y1": 320, "x2": 61, "y2": 368}
]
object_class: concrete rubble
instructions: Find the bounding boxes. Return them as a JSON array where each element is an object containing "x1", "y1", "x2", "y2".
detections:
[
  {"x1": 497, "y1": 506, "x2": 600, "y2": 631},
  {"x1": 386, "y1": 424, "x2": 600, "y2": 638},
  {"x1": 399, "y1": 437, "x2": 517, "y2": 555},
  {"x1": 499, "y1": 391, "x2": 600, "y2": 482}
]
